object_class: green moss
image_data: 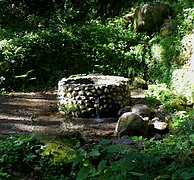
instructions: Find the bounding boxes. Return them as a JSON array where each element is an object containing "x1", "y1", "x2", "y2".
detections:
[
  {"x1": 132, "y1": 76, "x2": 148, "y2": 89},
  {"x1": 164, "y1": 99, "x2": 185, "y2": 111},
  {"x1": 43, "y1": 142, "x2": 75, "y2": 163}
]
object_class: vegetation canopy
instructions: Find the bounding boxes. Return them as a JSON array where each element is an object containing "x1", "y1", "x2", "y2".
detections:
[{"x1": 0, "y1": 0, "x2": 192, "y2": 92}]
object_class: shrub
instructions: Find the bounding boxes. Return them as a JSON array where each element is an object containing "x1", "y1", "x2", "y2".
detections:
[
  {"x1": 146, "y1": 83, "x2": 188, "y2": 112},
  {"x1": 0, "y1": 0, "x2": 192, "y2": 92},
  {"x1": 0, "y1": 110, "x2": 194, "y2": 180},
  {"x1": 0, "y1": 135, "x2": 43, "y2": 179},
  {"x1": 146, "y1": 35, "x2": 182, "y2": 84},
  {"x1": 0, "y1": 16, "x2": 150, "y2": 91}
]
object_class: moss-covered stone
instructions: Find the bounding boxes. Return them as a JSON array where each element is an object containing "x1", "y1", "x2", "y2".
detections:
[
  {"x1": 160, "y1": 19, "x2": 177, "y2": 36},
  {"x1": 115, "y1": 112, "x2": 148, "y2": 138},
  {"x1": 132, "y1": 76, "x2": 148, "y2": 89},
  {"x1": 133, "y1": 2, "x2": 171, "y2": 34}
]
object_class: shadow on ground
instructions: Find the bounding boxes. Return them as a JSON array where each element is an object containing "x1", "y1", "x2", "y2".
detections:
[{"x1": 0, "y1": 89, "x2": 156, "y2": 141}]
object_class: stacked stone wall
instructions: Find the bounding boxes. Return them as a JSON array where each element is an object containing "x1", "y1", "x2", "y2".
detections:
[{"x1": 58, "y1": 75, "x2": 131, "y2": 118}]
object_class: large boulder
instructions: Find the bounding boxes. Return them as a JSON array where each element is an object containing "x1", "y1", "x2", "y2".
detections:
[
  {"x1": 118, "y1": 104, "x2": 155, "y2": 119},
  {"x1": 131, "y1": 104, "x2": 155, "y2": 119},
  {"x1": 133, "y1": 2, "x2": 171, "y2": 34},
  {"x1": 117, "y1": 106, "x2": 131, "y2": 117},
  {"x1": 115, "y1": 112, "x2": 148, "y2": 138}
]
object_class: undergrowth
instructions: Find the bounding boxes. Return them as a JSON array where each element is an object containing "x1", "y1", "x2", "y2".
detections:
[{"x1": 1, "y1": 106, "x2": 194, "y2": 179}]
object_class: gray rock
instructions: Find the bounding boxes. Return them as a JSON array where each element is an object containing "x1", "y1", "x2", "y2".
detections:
[
  {"x1": 134, "y1": 2, "x2": 171, "y2": 34},
  {"x1": 115, "y1": 112, "x2": 148, "y2": 138},
  {"x1": 151, "y1": 119, "x2": 168, "y2": 131},
  {"x1": 72, "y1": 91, "x2": 78, "y2": 97},
  {"x1": 153, "y1": 133, "x2": 162, "y2": 140},
  {"x1": 148, "y1": 117, "x2": 169, "y2": 135},
  {"x1": 117, "y1": 106, "x2": 131, "y2": 117},
  {"x1": 78, "y1": 91, "x2": 84, "y2": 96},
  {"x1": 131, "y1": 104, "x2": 155, "y2": 119},
  {"x1": 111, "y1": 135, "x2": 141, "y2": 148}
]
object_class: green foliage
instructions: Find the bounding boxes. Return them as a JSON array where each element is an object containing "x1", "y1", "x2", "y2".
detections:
[
  {"x1": 0, "y1": 112, "x2": 194, "y2": 180},
  {"x1": 67, "y1": 139, "x2": 136, "y2": 179},
  {"x1": 142, "y1": 133, "x2": 194, "y2": 179},
  {"x1": 70, "y1": 20, "x2": 149, "y2": 76},
  {"x1": 0, "y1": 15, "x2": 150, "y2": 91},
  {"x1": 68, "y1": 110, "x2": 194, "y2": 180},
  {"x1": 177, "y1": 7, "x2": 194, "y2": 36},
  {"x1": 146, "y1": 83, "x2": 188, "y2": 111},
  {"x1": 146, "y1": 84, "x2": 176, "y2": 102},
  {"x1": 147, "y1": 35, "x2": 182, "y2": 83},
  {"x1": 169, "y1": 110, "x2": 194, "y2": 134},
  {"x1": 0, "y1": 0, "x2": 194, "y2": 179},
  {"x1": 0, "y1": 133, "x2": 81, "y2": 179},
  {"x1": 64, "y1": 103, "x2": 77, "y2": 114},
  {"x1": 0, "y1": 0, "x2": 192, "y2": 92},
  {"x1": 0, "y1": 135, "x2": 43, "y2": 179}
]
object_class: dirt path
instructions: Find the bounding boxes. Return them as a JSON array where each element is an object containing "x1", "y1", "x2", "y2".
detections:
[
  {"x1": 0, "y1": 92, "x2": 60, "y2": 137},
  {"x1": 0, "y1": 89, "x2": 147, "y2": 141}
]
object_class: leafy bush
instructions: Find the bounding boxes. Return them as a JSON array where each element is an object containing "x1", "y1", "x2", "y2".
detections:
[
  {"x1": 177, "y1": 7, "x2": 194, "y2": 36},
  {"x1": 146, "y1": 36, "x2": 182, "y2": 84},
  {"x1": 0, "y1": 16, "x2": 150, "y2": 91},
  {"x1": 142, "y1": 133, "x2": 194, "y2": 179},
  {"x1": 0, "y1": 0, "x2": 192, "y2": 92},
  {"x1": 68, "y1": 110, "x2": 194, "y2": 180},
  {"x1": 0, "y1": 135, "x2": 43, "y2": 179},
  {"x1": 146, "y1": 83, "x2": 188, "y2": 112}
]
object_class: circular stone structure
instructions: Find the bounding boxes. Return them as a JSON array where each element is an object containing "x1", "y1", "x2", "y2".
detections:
[{"x1": 58, "y1": 74, "x2": 131, "y2": 118}]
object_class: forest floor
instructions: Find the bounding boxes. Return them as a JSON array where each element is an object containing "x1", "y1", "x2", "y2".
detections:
[{"x1": 0, "y1": 89, "x2": 164, "y2": 142}]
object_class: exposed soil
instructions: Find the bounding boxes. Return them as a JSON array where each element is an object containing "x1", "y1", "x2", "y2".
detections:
[{"x1": 0, "y1": 89, "x2": 166, "y2": 142}]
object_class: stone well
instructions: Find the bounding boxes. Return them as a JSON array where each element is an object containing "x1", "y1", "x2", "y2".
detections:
[{"x1": 58, "y1": 74, "x2": 131, "y2": 118}]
